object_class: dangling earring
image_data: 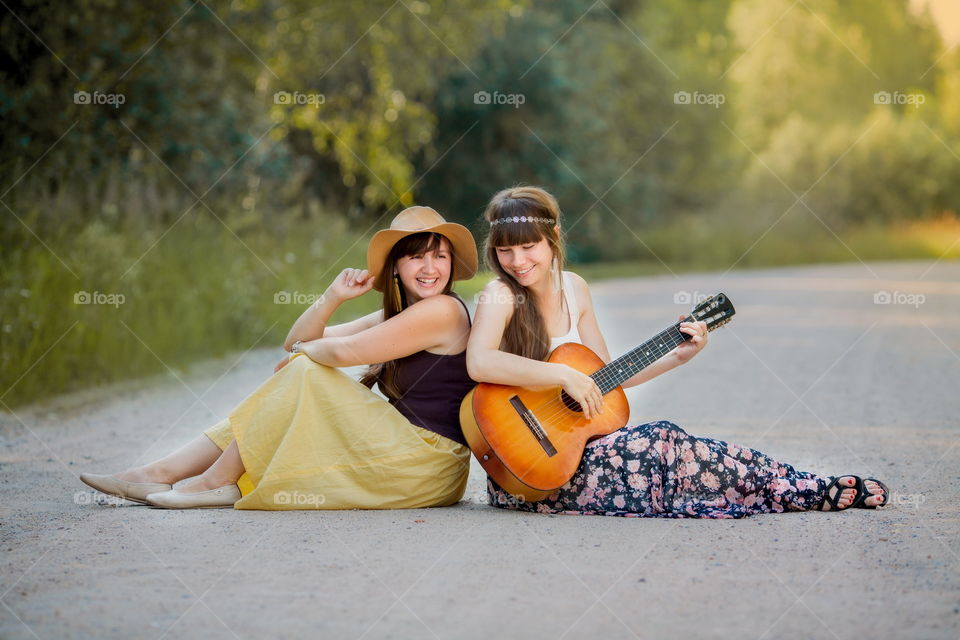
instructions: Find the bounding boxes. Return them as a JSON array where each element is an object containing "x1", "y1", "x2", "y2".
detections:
[{"x1": 392, "y1": 273, "x2": 403, "y2": 312}]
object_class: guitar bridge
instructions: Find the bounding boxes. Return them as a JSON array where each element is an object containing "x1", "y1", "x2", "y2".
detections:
[{"x1": 509, "y1": 395, "x2": 557, "y2": 457}]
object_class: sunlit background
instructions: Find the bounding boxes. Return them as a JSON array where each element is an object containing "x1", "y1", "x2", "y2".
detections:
[{"x1": 2, "y1": 0, "x2": 958, "y2": 406}]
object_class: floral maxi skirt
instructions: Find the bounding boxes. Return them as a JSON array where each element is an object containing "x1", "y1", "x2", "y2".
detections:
[{"x1": 488, "y1": 421, "x2": 828, "y2": 519}]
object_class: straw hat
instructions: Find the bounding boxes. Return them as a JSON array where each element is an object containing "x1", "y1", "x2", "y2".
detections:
[{"x1": 366, "y1": 206, "x2": 478, "y2": 291}]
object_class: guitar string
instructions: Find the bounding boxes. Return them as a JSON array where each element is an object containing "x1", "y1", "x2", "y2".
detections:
[
  {"x1": 499, "y1": 324, "x2": 697, "y2": 490},
  {"x1": 517, "y1": 323, "x2": 690, "y2": 426},
  {"x1": 516, "y1": 306, "x2": 727, "y2": 427},
  {"x1": 520, "y1": 323, "x2": 687, "y2": 421},
  {"x1": 500, "y1": 302, "x2": 726, "y2": 428},
  {"x1": 489, "y1": 304, "x2": 729, "y2": 491}
]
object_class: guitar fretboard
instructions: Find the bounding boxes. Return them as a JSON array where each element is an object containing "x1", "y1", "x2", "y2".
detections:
[{"x1": 590, "y1": 321, "x2": 690, "y2": 394}]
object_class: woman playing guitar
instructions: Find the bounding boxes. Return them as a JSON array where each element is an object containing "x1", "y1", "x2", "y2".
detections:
[{"x1": 466, "y1": 186, "x2": 889, "y2": 517}]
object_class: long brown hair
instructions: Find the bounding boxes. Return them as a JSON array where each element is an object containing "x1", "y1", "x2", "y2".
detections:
[
  {"x1": 359, "y1": 232, "x2": 455, "y2": 399},
  {"x1": 482, "y1": 186, "x2": 566, "y2": 362}
]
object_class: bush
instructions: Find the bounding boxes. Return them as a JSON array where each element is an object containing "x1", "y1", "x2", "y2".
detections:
[{"x1": 742, "y1": 109, "x2": 960, "y2": 230}]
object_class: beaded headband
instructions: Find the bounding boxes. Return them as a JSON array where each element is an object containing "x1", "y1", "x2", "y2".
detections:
[{"x1": 489, "y1": 215, "x2": 556, "y2": 226}]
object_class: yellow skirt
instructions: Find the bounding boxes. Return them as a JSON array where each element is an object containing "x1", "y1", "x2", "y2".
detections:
[{"x1": 203, "y1": 353, "x2": 470, "y2": 510}]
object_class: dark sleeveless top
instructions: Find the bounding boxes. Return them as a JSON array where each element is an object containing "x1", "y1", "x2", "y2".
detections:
[{"x1": 386, "y1": 295, "x2": 474, "y2": 447}]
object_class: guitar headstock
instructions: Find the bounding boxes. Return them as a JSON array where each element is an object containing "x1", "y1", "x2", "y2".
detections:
[{"x1": 687, "y1": 293, "x2": 735, "y2": 331}]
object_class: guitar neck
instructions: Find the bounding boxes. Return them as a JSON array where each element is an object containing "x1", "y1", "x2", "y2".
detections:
[{"x1": 591, "y1": 320, "x2": 691, "y2": 394}]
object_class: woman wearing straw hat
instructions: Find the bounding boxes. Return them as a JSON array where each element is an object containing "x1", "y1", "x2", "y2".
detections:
[{"x1": 80, "y1": 206, "x2": 479, "y2": 509}]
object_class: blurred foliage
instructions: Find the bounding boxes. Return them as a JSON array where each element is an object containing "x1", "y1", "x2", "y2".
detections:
[
  {"x1": 1, "y1": 211, "x2": 348, "y2": 402},
  {"x1": 2, "y1": 0, "x2": 959, "y2": 406},
  {"x1": 418, "y1": 0, "x2": 743, "y2": 259},
  {"x1": 1, "y1": 0, "x2": 518, "y2": 225},
  {"x1": 3, "y1": 0, "x2": 957, "y2": 235}
]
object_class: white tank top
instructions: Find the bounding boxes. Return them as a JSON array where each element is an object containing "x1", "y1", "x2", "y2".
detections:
[{"x1": 549, "y1": 271, "x2": 581, "y2": 350}]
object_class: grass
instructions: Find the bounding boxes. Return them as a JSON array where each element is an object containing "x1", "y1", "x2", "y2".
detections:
[
  {"x1": 1, "y1": 211, "x2": 373, "y2": 409},
  {"x1": 1, "y1": 210, "x2": 956, "y2": 409}
]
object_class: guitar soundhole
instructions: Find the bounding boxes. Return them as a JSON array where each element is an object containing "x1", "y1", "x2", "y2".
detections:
[{"x1": 559, "y1": 390, "x2": 583, "y2": 413}]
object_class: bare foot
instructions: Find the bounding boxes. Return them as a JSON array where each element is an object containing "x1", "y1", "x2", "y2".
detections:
[{"x1": 818, "y1": 476, "x2": 858, "y2": 511}]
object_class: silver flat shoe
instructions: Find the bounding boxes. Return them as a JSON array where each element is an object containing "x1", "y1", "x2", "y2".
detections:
[
  {"x1": 80, "y1": 472, "x2": 172, "y2": 505},
  {"x1": 145, "y1": 484, "x2": 241, "y2": 509}
]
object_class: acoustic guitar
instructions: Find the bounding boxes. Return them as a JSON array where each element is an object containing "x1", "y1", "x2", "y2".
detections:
[{"x1": 460, "y1": 293, "x2": 736, "y2": 502}]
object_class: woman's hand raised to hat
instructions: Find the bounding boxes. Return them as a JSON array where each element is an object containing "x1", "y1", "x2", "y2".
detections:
[{"x1": 326, "y1": 268, "x2": 375, "y2": 303}]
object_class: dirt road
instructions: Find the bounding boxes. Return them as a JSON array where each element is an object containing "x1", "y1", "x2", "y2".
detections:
[{"x1": 2, "y1": 260, "x2": 958, "y2": 639}]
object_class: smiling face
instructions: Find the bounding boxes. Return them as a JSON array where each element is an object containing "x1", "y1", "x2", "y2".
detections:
[
  {"x1": 494, "y1": 237, "x2": 555, "y2": 289},
  {"x1": 481, "y1": 186, "x2": 566, "y2": 362},
  {"x1": 394, "y1": 236, "x2": 453, "y2": 303},
  {"x1": 483, "y1": 188, "x2": 564, "y2": 296}
]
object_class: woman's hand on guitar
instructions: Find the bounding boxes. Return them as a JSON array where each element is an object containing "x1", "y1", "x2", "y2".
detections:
[
  {"x1": 559, "y1": 365, "x2": 604, "y2": 420},
  {"x1": 326, "y1": 268, "x2": 375, "y2": 304},
  {"x1": 675, "y1": 315, "x2": 709, "y2": 363}
]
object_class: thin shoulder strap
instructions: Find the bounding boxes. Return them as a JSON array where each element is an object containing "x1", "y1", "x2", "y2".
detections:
[
  {"x1": 447, "y1": 292, "x2": 472, "y2": 327},
  {"x1": 562, "y1": 271, "x2": 579, "y2": 322}
]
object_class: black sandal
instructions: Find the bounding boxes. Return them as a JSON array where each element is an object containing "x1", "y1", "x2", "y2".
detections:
[
  {"x1": 817, "y1": 475, "x2": 863, "y2": 511},
  {"x1": 852, "y1": 477, "x2": 889, "y2": 508}
]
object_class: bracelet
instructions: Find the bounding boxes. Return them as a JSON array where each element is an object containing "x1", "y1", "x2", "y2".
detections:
[{"x1": 291, "y1": 340, "x2": 303, "y2": 354}]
